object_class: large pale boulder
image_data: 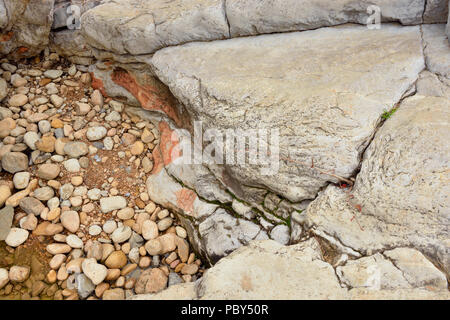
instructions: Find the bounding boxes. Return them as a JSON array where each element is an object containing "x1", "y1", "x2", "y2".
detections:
[
  {"x1": 423, "y1": 0, "x2": 449, "y2": 23},
  {"x1": 150, "y1": 24, "x2": 424, "y2": 204},
  {"x1": 195, "y1": 239, "x2": 347, "y2": 299},
  {"x1": 130, "y1": 240, "x2": 449, "y2": 300},
  {"x1": 81, "y1": 0, "x2": 229, "y2": 55},
  {"x1": 0, "y1": 0, "x2": 54, "y2": 59},
  {"x1": 422, "y1": 24, "x2": 450, "y2": 79},
  {"x1": 306, "y1": 94, "x2": 450, "y2": 274},
  {"x1": 447, "y1": 6, "x2": 450, "y2": 43},
  {"x1": 79, "y1": 0, "x2": 447, "y2": 59},
  {"x1": 226, "y1": 0, "x2": 425, "y2": 37}
]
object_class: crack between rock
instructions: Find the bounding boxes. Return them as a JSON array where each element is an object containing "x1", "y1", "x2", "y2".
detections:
[
  {"x1": 380, "y1": 252, "x2": 416, "y2": 288},
  {"x1": 422, "y1": 0, "x2": 428, "y2": 24},
  {"x1": 309, "y1": 228, "x2": 363, "y2": 257},
  {"x1": 222, "y1": 0, "x2": 231, "y2": 38},
  {"x1": 419, "y1": 25, "x2": 430, "y2": 71}
]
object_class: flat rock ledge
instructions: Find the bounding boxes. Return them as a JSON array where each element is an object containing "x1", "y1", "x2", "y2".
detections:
[{"x1": 129, "y1": 240, "x2": 449, "y2": 300}]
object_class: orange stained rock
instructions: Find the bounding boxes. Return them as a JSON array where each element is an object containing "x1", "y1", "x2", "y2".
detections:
[
  {"x1": 0, "y1": 32, "x2": 13, "y2": 42},
  {"x1": 111, "y1": 68, "x2": 182, "y2": 127},
  {"x1": 90, "y1": 72, "x2": 108, "y2": 97},
  {"x1": 175, "y1": 188, "x2": 197, "y2": 215},
  {"x1": 16, "y1": 46, "x2": 28, "y2": 54},
  {"x1": 151, "y1": 121, "x2": 182, "y2": 175}
]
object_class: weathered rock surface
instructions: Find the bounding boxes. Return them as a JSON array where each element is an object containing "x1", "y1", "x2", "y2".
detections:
[
  {"x1": 423, "y1": 0, "x2": 449, "y2": 23},
  {"x1": 226, "y1": 0, "x2": 425, "y2": 37},
  {"x1": 0, "y1": 0, "x2": 55, "y2": 59},
  {"x1": 447, "y1": 7, "x2": 450, "y2": 43},
  {"x1": 306, "y1": 94, "x2": 450, "y2": 274},
  {"x1": 198, "y1": 209, "x2": 268, "y2": 263},
  {"x1": 131, "y1": 240, "x2": 450, "y2": 300},
  {"x1": 50, "y1": 29, "x2": 95, "y2": 65},
  {"x1": 81, "y1": 0, "x2": 230, "y2": 56},
  {"x1": 150, "y1": 24, "x2": 424, "y2": 204},
  {"x1": 79, "y1": 0, "x2": 447, "y2": 59},
  {"x1": 422, "y1": 24, "x2": 450, "y2": 78}
]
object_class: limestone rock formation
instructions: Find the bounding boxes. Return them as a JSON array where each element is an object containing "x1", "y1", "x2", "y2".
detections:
[
  {"x1": 305, "y1": 94, "x2": 450, "y2": 274},
  {"x1": 130, "y1": 240, "x2": 450, "y2": 300},
  {"x1": 49, "y1": 29, "x2": 94, "y2": 66},
  {"x1": 447, "y1": 5, "x2": 450, "y2": 42},
  {"x1": 150, "y1": 24, "x2": 424, "y2": 204},
  {"x1": 0, "y1": 0, "x2": 55, "y2": 59},
  {"x1": 422, "y1": 24, "x2": 450, "y2": 78},
  {"x1": 81, "y1": 0, "x2": 230, "y2": 56},
  {"x1": 226, "y1": 0, "x2": 426, "y2": 36}
]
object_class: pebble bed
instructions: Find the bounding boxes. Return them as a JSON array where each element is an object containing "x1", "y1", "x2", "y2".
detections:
[{"x1": 0, "y1": 50, "x2": 204, "y2": 300}]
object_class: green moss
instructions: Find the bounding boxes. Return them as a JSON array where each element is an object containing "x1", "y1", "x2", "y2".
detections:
[{"x1": 381, "y1": 107, "x2": 398, "y2": 120}]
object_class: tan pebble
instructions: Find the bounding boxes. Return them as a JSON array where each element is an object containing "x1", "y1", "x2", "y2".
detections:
[
  {"x1": 46, "y1": 270, "x2": 57, "y2": 283},
  {"x1": 139, "y1": 192, "x2": 149, "y2": 202},
  {"x1": 117, "y1": 207, "x2": 134, "y2": 220},
  {"x1": 176, "y1": 237, "x2": 189, "y2": 263},
  {"x1": 62, "y1": 288, "x2": 75, "y2": 297},
  {"x1": 115, "y1": 276, "x2": 125, "y2": 287},
  {"x1": 102, "y1": 288, "x2": 125, "y2": 300},
  {"x1": 144, "y1": 202, "x2": 156, "y2": 214},
  {"x1": 166, "y1": 252, "x2": 177, "y2": 264},
  {"x1": 79, "y1": 211, "x2": 88, "y2": 225},
  {"x1": 82, "y1": 203, "x2": 94, "y2": 213},
  {"x1": 170, "y1": 260, "x2": 180, "y2": 269},
  {"x1": 47, "y1": 180, "x2": 61, "y2": 189},
  {"x1": 181, "y1": 264, "x2": 199, "y2": 275},
  {"x1": 104, "y1": 251, "x2": 127, "y2": 269},
  {"x1": 123, "y1": 219, "x2": 135, "y2": 228},
  {"x1": 139, "y1": 246, "x2": 147, "y2": 256},
  {"x1": 121, "y1": 263, "x2": 137, "y2": 276},
  {"x1": 174, "y1": 263, "x2": 185, "y2": 273},
  {"x1": 135, "y1": 198, "x2": 145, "y2": 209},
  {"x1": 71, "y1": 176, "x2": 83, "y2": 186},
  {"x1": 160, "y1": 266, "x2": 169, "y2": 276},
  {"x1": 57, "y1": 265, "x2": 69, "y2": 281},
  {"x1": 121, "y1": 242, "x2": 131, "y2": 254},
  {"x1": 124, "y1": 278, "x2": 135, "y2": 290},
  {"x1": 49, "y1": 254, "x2": 66, "y2": 269},
  {"x1": 47, "y1": 208, "x2": 61, "y2": 221},
  {"x1": 47, "y1": 243, "x2": 71, "y2": 255},
  {"x1": 51, "y1": 119, "x2": 64, "y2": 128},
  {"x1": 139, "y1": 256, "x2": 151, "y2": 268},
  {"x1": 187, "y1": 253, "x2": 195, "y2": 265},
  {"x1": 105, "y1": 269, "x2": 121, "y2": 281},
  {"x1": 95, "y1": 282, "x2": 109, "y2": 298},
  {"x1": 101, "y1": 243, "x2": 115, "y2": 262},
  {"x1": 145, "y1": 239, "x2": 162, "y2": 256}
]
